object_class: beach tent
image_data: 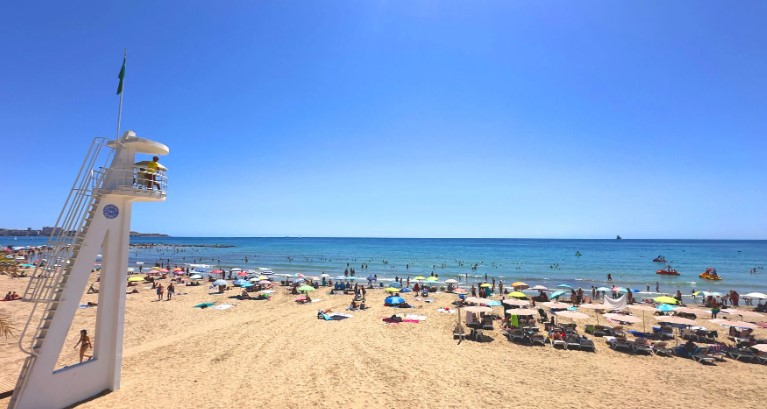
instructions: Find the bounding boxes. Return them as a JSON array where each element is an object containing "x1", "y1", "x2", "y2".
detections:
[{"x1": 385, "y1": 296, "x2": 404, "y2": 306}]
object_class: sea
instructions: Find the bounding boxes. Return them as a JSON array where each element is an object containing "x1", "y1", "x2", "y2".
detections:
[{"x1": 5, "y1": 237, "x2": 767, "y2": 299}]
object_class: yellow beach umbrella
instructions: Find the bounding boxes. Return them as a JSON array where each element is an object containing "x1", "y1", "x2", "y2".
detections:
[
  {"x1": 426, "y1": 277, "x2": 439, "y2": 282},
  {"x1": 511, "y1": 282, "x2": 529, "y2": 290},
  {"x1": 127, "y1": 276, "x2": 144, "y2": 282},
  {"x1": 480, "y1": 283, "x2": 492, "y2": 288},
  {"x1": 654, "y1": 296, "x2": 679, "y2": 305},
  {"x1": 413, "y1": 276, "x2": 426, "y2": 280},
  {"x1": 385, "y1": 287, "x2": 400, "y2": 293},
  {"x1": 508, "y1": 291, "x2": 527, "y2": 299}
]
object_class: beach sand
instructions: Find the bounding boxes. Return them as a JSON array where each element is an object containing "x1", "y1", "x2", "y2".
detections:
[{"x1": 1, "y1": 272, "x2": 766, "y2": 409}]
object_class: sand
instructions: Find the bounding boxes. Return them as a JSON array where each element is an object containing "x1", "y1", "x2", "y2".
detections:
[{"x1": 1, "y1": 271, "x2": 766, "y2": 409}]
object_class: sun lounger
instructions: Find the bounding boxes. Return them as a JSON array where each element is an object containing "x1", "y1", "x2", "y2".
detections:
[
  {"x1": 610, "y1": 336, "x2": 633, "y2": 353},
  {"x1": 579, "y1": 337, "x2": 596, "y2": 352},
  {"x1": 631, "y1": 338, "x2": 653, "y2": 355},
  {"x1": 652, "y1": 341, "x2": 674, "y2": 357},
  {"x1": 507, "y1": 329, "x2": 527, "y2": 344},
  {"x1": 565, "y1": 334, "x2": 581, "y2": 350},
  {"x1": 692, "y1": 347, "x2": 716, "y2": 365},
  {"x1": 727, "y1": 348, "x2": 756, "y2": 363}
]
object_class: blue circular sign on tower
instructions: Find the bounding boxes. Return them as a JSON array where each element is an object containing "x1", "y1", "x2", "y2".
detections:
[{"x1": 103, "y1": 204, "x2": 119, "y2": 219}]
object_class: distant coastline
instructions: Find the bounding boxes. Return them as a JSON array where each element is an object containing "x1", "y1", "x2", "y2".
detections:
[{"x1": 0, "y1": 227, "x2": 168, "y2": 237}]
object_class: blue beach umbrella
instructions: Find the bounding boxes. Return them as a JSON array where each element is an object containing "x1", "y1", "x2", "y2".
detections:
[
  {"x1": 557, "y1": 284, "x2": 572, "y2": 289},
  {"x1": 367, "y1": 275, "x2": 375, "y2": 281},
  {"x1": 385, "y1": 296, "x2": 405, "y2": 305},
  {"x1": 485, "y1": 300, "x2": 502, "y2": 307},
  {"x1": 550, "y1": 290, "x2": 566, "y2": 299},
  {"x1": 656, "y1": 304, "x2": 676, "y2": 312},
  {"x1": 233, "y1": 279, "x2": 248, "y2": 286},
  {"x1": 596, "y1": 287, "x2": 611, "y2": 292},
  {"x1": 241, "y1": 282, "x2": 254, "y2": 288}
]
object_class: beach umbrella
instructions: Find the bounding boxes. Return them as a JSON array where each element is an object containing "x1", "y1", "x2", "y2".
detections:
[
  {"x1": 541, "y1": 302, "x2": 570, "y2": 310},
  {"x1": 453, "y1": 287, "x2": 468, "y2": 294},
  {"x1": 445, "y1": 279, "x2": 458, "y2": 284},
  {"x1": 479, "y1": 283, "x2": 492, "y2": 288},
  {"x1": 709, "y1": 319, "x2": 757, "y2": 329},
  {"x1": 655, "y1": 316, "x2": 696, "y2": 326},
  {"x1": 385, "y1": 296, "x2": 405, "y2": 305},
  {"x1": 257, "y1": 275, "x2": 268, "y2": 280},
  {"x1": 502, "y1": 299, "x2": 530, "y2": 307},
  {"x1": 157, "y1": 268, "x2": 169, "y2": 273},
  {"x1": 237, "y1": 271, "x2": 248, "y2": 277},
  {"x1": 507, "y1": 291, "x2": 527, "y2": 299},
  {"x1": 233, "y1": 279, "x2": 248, "y2": 286},
  {"x1": 426, "y1": 277, "x2": 439, "y2": 282},
  {"x1": 334, "y1": 276, "x2": 347, "y2": 281},
  {"x1": 579, "y1": 303, "x2": 607, "y2": 311},
  {"x1": 557, "y1": 284, "x2": 572, "y2": 289},
  {"x1": 126, "y1": 267, "x2": 135, "y2": 272},
  {"x1": 744, "y1": 292, "x2": 767, "y2": 299},
  {"x1": 297, "y1": 285, "x2": 316, "y2": 293},
  {"x1": 385, "y1": 287, "x2": 400, "y2": 293},
  {"x1": 603, "y1": 313, "x2": 641, "y2": 324},
  {"x1": 400, "y1": 288, "x2": 412, "y2": 293},
  {"x1": 211, "y1": 269, "x2": 224, "y2": 275},
  {"x1": 366, "y1": 275, "x2": 375, "y2": 281},
  {"x1": 674, "y1": 307, "x2": 704, "y2": 315},
  {"x1": 413, "y1": 276, "x2": 426, "y2": 280},
  {"x1": 554, "y1": 311, "x2": 590, "y2": 324},
  {"x1": 530, "y1": 285, "x2": 548, "y2": 291},
  {"x1": 213, "y1": 279, "x2": 228, "y2": 286},
  {"x1": 654, "y1": 296, "x2": 679, "y2": 305},
  {"x1": 596, "y1": 287, "x2": 611, "y2": 292},
  {"x1": 464, "y1": 297, "x2": 486, "y2": 305},
  {"x1": 507, "y1": 308, "x2": 536, "y2": 316},
  {"x1": 464, "y1": 306, "x2": 492, "y2": 314},
  {"x1": 258, "y1": 280, "x2": 271, "y2": 285},
  {"x1": 752, "y1": 344, "x2": 767, "y2": 353},
  {"x1": 656, "y1": 304, "x2": 676, "y2": 313},
  {"x1": 511, "y1": 282, "x2": 529, "y2": 290},
  {"x1": 173, "y1": 267, "x2": 183, "y2": 271},
  {"x1": 190, "y1": 274, "x2": 202, "y2": 279},
  {"x1": 720, "y1": 309, "x2": 766, "y2": 320},
  {"x1": 241, "y1": 282, "x2": 254, "y2": 288},
  {"x1": 322, "y1": 274, "x2": 330, "y2": 278},
  {"x1": 127, "y1": 276, "x2": 144, "y2": 282},
  {"x1": 628, "y1": 304, "x2": 661, "y2": 332},
  {"x1": 550, "y1": 290, "x2": 566, "y2": 299}
]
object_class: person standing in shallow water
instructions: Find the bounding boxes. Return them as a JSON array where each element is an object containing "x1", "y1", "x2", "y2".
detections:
[{"x1": 74, "y1": 329, "x2": 92, "y2": 363}]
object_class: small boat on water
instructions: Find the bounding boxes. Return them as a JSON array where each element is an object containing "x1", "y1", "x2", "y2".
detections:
[
  {"x1": 652, "y1": 255, "x2": 667, "y2": 263},
  {"x1": 656, "y1": 265, "x2": 680, "y2": 276},
  {"x1": 700, "y1": 267, "x2": 722, "y2": 280}
]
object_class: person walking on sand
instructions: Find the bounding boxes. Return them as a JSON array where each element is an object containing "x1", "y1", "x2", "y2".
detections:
[
  {"x1": 167, "y1": 282, "x2": 175, "y2": 300},
  {"x1": 156, "y1": 283, "x2": 164, "y2": 301},
  {"x1": 74, "y1": 329, "x2": 92, "y2": 363}
]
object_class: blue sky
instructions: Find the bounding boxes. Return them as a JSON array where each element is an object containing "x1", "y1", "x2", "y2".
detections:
[{"x1": 1, "y1": 1, "x2": 766, "y2": 239}]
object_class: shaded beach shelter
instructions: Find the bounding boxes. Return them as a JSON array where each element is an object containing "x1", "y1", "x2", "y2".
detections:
[
  {"x1": 550, "y1": 290, "x2": 566, "y2": 299},
  {"x1": 654, "y1": 296, "x2": 679, "y2": 305},
  {"x1": 445, "y1": 279, "x2": 458, "y2": 284},
  {"x1": 511, "y1": 282, "x2": 529, "y2": 290},
  {"x1": 297, "y1": 285, "x2": 316, "y2": 293},
  {"x1": 656, "y1": 304, "x2": 676, "y2": 313},
  {"x1": 507, "y1": 291, "x2": 527, "y2": 299},
  {"x1": 530, "y1": 285, "x2": 548, "y2": 291},
  {"x1": 744, "y1": 292, "x2": 767, "y2": 300},
  {"x1": 385, "y1": 287, "x2": 400, "y2": 293},
  {"x1": 502, "y1": 299, "x2": 530, "y2": 307},
  {"x1": 190, "y1": 274, "x2": 202, "y2": 279},
  {"x1": 127, "y1": 276, "x2": 144, "y2": 282},
  {"x1": 709, "y1": 319, "x2": 757, "y2": 330},
  {"x1": 385, "y1": 296, "x2": 405, "y2": 306}
]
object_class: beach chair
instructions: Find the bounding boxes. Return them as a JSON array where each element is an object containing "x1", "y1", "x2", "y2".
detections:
[
  {"x1": 453, "y1": 324, "x2": 466, "y2": 340},
  {"x1": 631, "y1": 338, "x2": 653, "y2": 355},
  {"x1": 652, "y1": 341, "x2": 674, "y2": 357},
  {"x1": 550, "y1": 332, "x2": 567, "y2": 349},
  {"x1": 529, "y1": 331, "x2": 547, "y2": 347},
  {"x1": 692, "y1": 347, "x2": 716, "y2": 365},
  {"x1": 508, "y1": 329, "x2": 527, "y2": 344},
  {"x1": 579, "y1": 336, "x2": 596, "y2": 352},
  {"x1": 565, "y1": 334, "x2": 581, "y2": 350},
  {"x1": 481, "y1": 315, "x2": 495, "y2": 331},
  {"x1": 726, "y1": 348, "x2": 756, "y2": 363},
  {"x1": 610, "y1": 336, "x2": 633, "y2": 353}
]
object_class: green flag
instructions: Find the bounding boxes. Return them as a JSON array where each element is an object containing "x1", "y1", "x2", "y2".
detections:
[{"x1": 116, "y1": 57, "x2": 126, "y2": 95}]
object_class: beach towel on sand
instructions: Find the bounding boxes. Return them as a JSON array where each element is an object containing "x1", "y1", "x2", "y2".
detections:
[
  {"x1": 193, "y1": 302, "x2": 216, "y2": 309},
  {"x1": 212, "y1": 304, "x2": 233, "y2": 310}
]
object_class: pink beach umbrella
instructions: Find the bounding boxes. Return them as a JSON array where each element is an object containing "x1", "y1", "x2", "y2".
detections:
[{"x1": 237, "y1": 271, "x2": 248, "y2": 277}]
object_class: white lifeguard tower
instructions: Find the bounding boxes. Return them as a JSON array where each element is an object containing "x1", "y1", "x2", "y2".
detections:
[{"x1": 9, "y1": 131, "x2": 168, "y2": 409}]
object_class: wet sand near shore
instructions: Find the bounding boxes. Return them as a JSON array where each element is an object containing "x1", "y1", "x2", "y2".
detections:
[{"x1": 0, "y1": 272, "x2": 766, "y2": 409}]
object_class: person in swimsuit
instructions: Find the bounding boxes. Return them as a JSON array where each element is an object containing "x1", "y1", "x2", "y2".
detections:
[{"x1": 74, "y1": 329, "x2": 92, "y2": 363}]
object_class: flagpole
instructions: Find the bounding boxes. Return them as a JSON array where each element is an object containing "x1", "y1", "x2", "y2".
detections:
[{"x1": 116, "y1": 48, "x2": 127, "y2": 139}]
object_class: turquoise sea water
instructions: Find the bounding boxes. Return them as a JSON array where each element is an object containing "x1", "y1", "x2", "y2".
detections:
[{"x1": 6, "y1": 237, "x2": 767, "y2": 296}]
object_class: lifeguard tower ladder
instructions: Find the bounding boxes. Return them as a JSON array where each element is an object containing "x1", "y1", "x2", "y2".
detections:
[{"x1": 9, "y1": 131, "x2": 169, "y2": 409}]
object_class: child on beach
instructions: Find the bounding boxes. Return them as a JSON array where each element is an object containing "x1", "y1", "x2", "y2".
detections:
[{"x1": 73, "y1": 329, "x2": 92, "y2": 363}]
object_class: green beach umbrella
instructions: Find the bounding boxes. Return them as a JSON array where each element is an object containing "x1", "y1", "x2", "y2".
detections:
[
  {"x1": 297, "y1": 285, "x2": 316, "y2": 293},
  {"x1": 654, "y1": 296, "x2": 679, "y2": 305}
]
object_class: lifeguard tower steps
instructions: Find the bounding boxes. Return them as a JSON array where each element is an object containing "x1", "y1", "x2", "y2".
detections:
[{"x1": 9, "y1": 138, "x2": 113, "y2": 409}]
